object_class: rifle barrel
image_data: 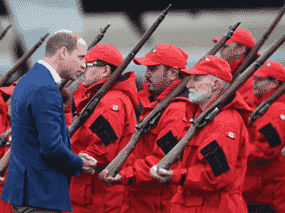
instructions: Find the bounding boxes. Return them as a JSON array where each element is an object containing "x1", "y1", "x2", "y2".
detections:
[
  {"x1": 0, "y1": 25, "x2": 12, "y2": 42},
  {"x1": 88, "y1": 23, "x2": 111, "y2": 51}
]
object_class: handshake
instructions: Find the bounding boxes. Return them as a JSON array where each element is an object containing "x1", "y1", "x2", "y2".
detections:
[{"x1": 78, "y1": 153, "x2": 98, "y2": 175}]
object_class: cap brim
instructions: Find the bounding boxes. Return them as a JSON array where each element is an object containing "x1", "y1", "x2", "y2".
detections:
[
  {"x1": 181, "y1": 68, "x2": 209, "y2": 76},
  {"x1": 0, "y1": 85, "x2": 14, "y2": 95},
  {"x1": 133, "y1": 57, "x2": 160, "y2": 66}
]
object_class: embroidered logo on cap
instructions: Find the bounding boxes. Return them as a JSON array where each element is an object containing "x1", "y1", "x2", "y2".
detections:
[
  {"x1": 112, "y1": 105, "x2": 118, "y2": 111},
  {"x1": 280, "y1": 114, "x2": 285, "y2": 120},
  {"x1": 227, "y1": 132, "x2": 235, "y2": 139},
  {"x1": 147, "y1": 45, "x2": 157, "y2": 54}
]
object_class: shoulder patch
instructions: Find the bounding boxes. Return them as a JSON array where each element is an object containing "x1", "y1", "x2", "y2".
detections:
[
  {"x1": 89, "y1": 115, "x2": 118, "y2": 147},
  {"x1": 258, "y1": 123, "x2": 282, "y2": 148},
  {"x1": 200, "y1": 140, "x2": 230, "y2": 177},
  {"x1": 156, "y1": 131, "x2": 179, "y2": 155}
]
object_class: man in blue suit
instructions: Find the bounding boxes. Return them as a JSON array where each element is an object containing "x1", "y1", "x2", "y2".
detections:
[{"x1": 1, "y1": 32, "x2": 97, "y2": 213}]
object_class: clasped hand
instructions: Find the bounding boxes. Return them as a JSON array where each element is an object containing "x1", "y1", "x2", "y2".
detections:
[
  {"x1": 79, "y1": 153, "x2": 97, "y2": 175},
  {"x1": 99, "y1": 169, "x2": 122, "y2": 186},
  {"x1": 149, "y1": 165, "x2": 173, "y2": 183}
]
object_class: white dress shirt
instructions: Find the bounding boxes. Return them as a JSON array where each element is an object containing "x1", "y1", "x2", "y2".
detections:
[{"x1": 38, "y1": 60, "x2": 61, "y2": 84}]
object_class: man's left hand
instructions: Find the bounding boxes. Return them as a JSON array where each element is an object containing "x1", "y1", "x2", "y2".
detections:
[
  {"x1": 149, "y1": 165, "x2": 173, "y2": 183},
  {"x1": 99, "y1": 169, "x2": 122, "y2": 186}
]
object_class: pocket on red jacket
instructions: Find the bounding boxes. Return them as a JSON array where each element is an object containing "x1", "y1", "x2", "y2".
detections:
[{"x1": 70, "y1": 182, "x2": 92, "y2": 206}]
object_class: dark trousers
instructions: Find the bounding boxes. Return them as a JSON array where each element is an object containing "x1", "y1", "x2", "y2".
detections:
[{"x1": 11, "y1": 204, "x2": 62, "y2": 213}]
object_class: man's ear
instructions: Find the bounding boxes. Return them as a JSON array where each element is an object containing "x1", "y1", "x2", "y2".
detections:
[
  {"x1": 168, "y1": 67, "x2": 179, "y2": 81},
  {"x1": 212, "y1": 79, "x2": 222, "y2": 92},
  {"x1": 58, "y1": 47, "x2": 69, "y2": 60},
  {"x1": 103, "y1": 65, "x2": 111, "y2": 78}
]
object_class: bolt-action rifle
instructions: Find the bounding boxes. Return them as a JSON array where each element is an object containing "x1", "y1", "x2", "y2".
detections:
[
  {"x1": 155, "y1": 34, "x2": 285, "y2": 173},
  {"x1": 100, "y1": 22, "x2": 241, "y2": 178},
  {"x1": 68, "y1": 4, "x2": 172, "y2": 138}
]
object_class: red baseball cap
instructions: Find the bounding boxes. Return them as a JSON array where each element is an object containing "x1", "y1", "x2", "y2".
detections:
[
  {"x1": 181, "y1": 56, "x2": 232, "y2": 83},
  {"x1": 133, "y1": 43, "x2": 188, "y2": 69},
  {"x1": 213, "y1": 28, "x2": 255, "y2": 48},
  {"x1": 253, "y1": 61, "x2": 285, "y2": 82},
  {"x1": 85, "y1": 43, "x2": 123, "y2": 66},
  {"x1": 0, "y1": 82, "x2": 16, "y2": 95}
]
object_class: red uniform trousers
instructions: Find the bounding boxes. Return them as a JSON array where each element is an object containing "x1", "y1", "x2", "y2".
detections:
[
  {"x1": 0, "y1": 145, "x2": 13, "y2": 213},
  {"x1": 170, "y1": 93, "x2": 250, "y2": 213},
  {"x1": 66, "y1": 72, "x2": 139, "y2": 213},
  {"x1": 242, "y1": 91, "x2": 285, "y2": 212}
]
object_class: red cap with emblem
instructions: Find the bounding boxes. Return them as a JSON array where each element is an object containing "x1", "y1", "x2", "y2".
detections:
[
  {"x1": 181, "y1": 55, "x2": 232, "y2": 83},
  {"x1": 253, "y1": 61, "x2": 285, "y2": 82},
  {"x1": 85, "y1": 43, "x2": 123, "y2": 66},
  {"x1": 133, "y1": 43, "x2": 188, "y2": 69},
  {"x1": 213, "y1": 28, "x2": 255, "y2": 48}
]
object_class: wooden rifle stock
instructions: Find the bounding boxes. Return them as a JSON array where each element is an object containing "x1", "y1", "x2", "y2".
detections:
[
  {"x1": 68, "y1": 4, "x2": 172, "y2": 138},
  {"x1": 0, "y1": 33, "x2": 49, "y2": 87},
  {"x1": 100, "y1": 22, "x2": 241, "y2": 178},
  {"x1": 248, "y1": 82, "x2": 285, "y2": 126},
  {"x1": 232, "y1": 3, "x2": 285, "y2": 80},
  {"x1": 156, "y1": 34, "x2": 285, "y2": 172},
  {"x1": 0, "y1": 25, "x2": 12, "y2": 42}
]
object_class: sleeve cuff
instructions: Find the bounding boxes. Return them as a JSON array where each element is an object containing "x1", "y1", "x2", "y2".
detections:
[
  {"x1": 171, "y1": 169, "x2": 187, "y2": 185},
  {"x1": 120, "y1": 166, "x2": 135, "y2": 186}
]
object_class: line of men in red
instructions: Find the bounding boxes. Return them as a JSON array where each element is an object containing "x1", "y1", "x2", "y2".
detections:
[{"x1": 0, "y1": 27, "x2": 285, "y2": 213}]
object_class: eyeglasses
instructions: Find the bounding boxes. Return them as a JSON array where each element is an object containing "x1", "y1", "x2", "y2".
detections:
[{"x1": 85, "y1": 63, "x2": 105, "y2": 67}]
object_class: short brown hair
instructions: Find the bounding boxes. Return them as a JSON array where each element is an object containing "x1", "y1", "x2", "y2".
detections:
[{"x1": 45, "y1": 33, "x2": 78, "y2": 56}]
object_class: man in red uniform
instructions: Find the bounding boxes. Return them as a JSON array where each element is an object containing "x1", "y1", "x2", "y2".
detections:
[
  {"x1": 65, "y1": 43, "x2": 139, "y2": 213},
  {"x1": 100, "y1": 44, "x2": 194, "y2": 213},
  {"x1": 213, "y1": 27, "x2": 255, "y2": 75},
  {"x1": 0, "y1": 83, "x2": 15, "y2": 213},
  {"x1": 213, "y1": 27, "x2": 257, "y2": 97},
  {"x1": 150, "y1": 56, "x2": 251, "y2": 213},
  {"x1": 242, "y1": 61, "x2": 285, "y2": 213}
]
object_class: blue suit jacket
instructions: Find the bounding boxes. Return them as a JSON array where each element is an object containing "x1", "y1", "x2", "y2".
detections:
[{"x1": 1, "y1": 63, "x2": 83, "y2": 211}]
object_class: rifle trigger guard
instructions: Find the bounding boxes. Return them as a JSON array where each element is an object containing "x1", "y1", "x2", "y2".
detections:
[
  {"x1": 259, "y1": 103, "x2": 270, "y2": 116},
  {"x1": 205, "y1": 107, "x2": 219, "y2": 122}
]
